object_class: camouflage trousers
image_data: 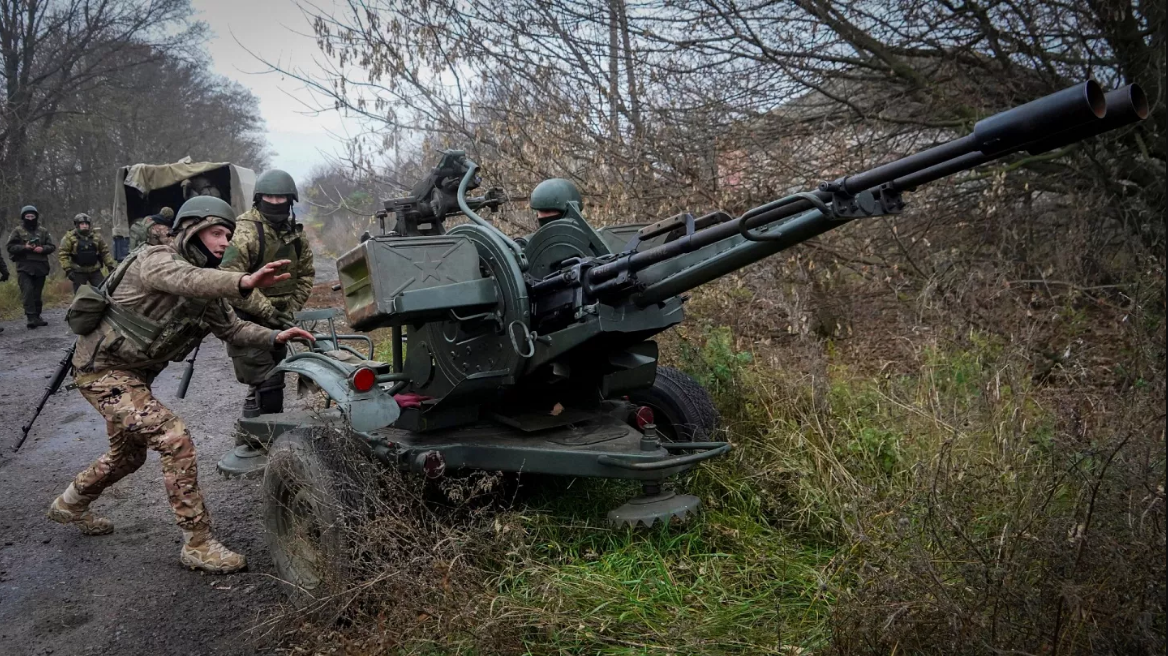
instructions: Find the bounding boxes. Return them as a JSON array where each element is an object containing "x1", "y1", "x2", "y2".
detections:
[{"x1": 72, "y1": 369, "x2": 210, "y2": 532}]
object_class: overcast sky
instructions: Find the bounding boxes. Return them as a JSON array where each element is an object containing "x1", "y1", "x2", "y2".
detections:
[{"x1": 191, "y1": 0, "x2": 360, "y2": 184}]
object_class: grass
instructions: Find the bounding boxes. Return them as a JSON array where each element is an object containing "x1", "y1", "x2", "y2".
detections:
[
  {"x1": 492, "y1": 485, "x2": 836, "y2": 654},
  {"x1": 0, "y1": 275, "x2": 73, "y2": 319}
]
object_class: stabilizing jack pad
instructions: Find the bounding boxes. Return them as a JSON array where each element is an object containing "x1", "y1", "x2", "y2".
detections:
[
  {"x1": 216, "y1": 444, "x2": 268, "y2": 478},
  {"x1": 607, "y1": 490, "x2": 701, "y2": 528}
]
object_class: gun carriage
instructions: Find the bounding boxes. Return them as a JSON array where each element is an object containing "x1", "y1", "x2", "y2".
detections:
[{"x1": 213, "y1": 81, "x2": 1146, "y2": 593}]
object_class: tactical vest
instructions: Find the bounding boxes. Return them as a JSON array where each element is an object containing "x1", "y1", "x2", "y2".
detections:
[
  {"x1": 100, "y1": 251, "x2": 212, "y2": 363},
  {"x1": 72, "y1": 233, "x2": 100, "y2": 268},
  {"x1": 241, "y1": 215, "x2": 305, "y2": 298}
]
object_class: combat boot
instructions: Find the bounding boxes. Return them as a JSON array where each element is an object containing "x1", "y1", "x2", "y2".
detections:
[
  {"x1": 26, "y1": 315, "x2": 38, "y2": 329},
  {"x1": 241, "y1": 388, "x2": 261, "y2": 418},
  {"x1": 47, "y1": 483, "x2": 115, "y2": 535},
  {"x1": 180, "y1": 530, "x2": 247, "y2": 573},
  {"x1": 34, "y1": 315, "x2": 48, "y2": 326}
]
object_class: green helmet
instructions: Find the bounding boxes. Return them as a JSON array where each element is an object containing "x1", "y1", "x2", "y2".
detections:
[
  {"x1": 174, "y1": 196, "x2": 237, "y2": 231},
  {"x1": 254, "y1": 169, "x2": 298, "y2": 202},
  {"x1": 530, "y1": 179, "x2": 582, "y2": 214},
  {"x1": 73, "y1": 212, "x2": 91, "y2": 227},
  {"x1": 20, "y1": 205, "x2": 38, "y2": 220}
]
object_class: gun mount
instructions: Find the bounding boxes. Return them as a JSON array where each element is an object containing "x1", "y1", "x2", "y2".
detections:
[
  {"x1": 337, "y1": 80, "x2": 1146, "y2": 433},
  {"x1": 235, "y1": 81, "x2": 1146, "y2": 585}
]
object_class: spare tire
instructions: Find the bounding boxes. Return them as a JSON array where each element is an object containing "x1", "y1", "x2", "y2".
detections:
[{"x1": 626, "y1": 366, "x2": 720, "y2": 442}]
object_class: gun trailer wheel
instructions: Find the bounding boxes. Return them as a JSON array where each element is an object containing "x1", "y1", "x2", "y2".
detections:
[
  {"x1": 627, "y1": 366, "x2": 720, "y2": 442},
  {"x1": 262, "y1": 428, "x2": 346, "y2": 596}
]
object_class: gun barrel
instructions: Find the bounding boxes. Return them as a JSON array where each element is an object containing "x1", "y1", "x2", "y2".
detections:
[
  {"x1": 176, "y1": 345, "x2": 200, "y2": 400},
  {"x1": 973, "y1": 80, "x2": 1105, "y2": 155},
  {"x1": 177, "y1": 362, "x2": 195, "y2": 399},
  {"x1": 1024, "y1": 84, "x2": 1149, "y2": 155},
  {"x1": 584, "y1": 80, "x2": 1139, "y2": 304}
]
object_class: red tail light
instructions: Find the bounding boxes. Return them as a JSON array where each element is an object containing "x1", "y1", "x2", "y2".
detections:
[
  {"x1": 351, "y1": 367, "x2": 376, "y2": 392},
  {"x1": 634, "y1": 405, "x2": 655, "y2": 430}
]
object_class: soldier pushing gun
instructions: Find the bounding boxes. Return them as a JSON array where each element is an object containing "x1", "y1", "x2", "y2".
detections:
[{"x1": 43, "y1": 195, "x2": 315, "y2": 574}]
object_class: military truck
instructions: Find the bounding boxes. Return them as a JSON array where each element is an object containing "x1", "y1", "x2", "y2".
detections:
[{"x1": 111, "y1": 158, "x2": 256, "y2": 260}]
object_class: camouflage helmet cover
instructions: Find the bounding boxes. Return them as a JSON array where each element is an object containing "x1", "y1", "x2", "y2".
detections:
[
  {"x1": 159, "y1": 206, "x2": 175, "y2": 220},
  {"x1": 530, "y1": 179, "x2": 582, "y2": 213},
  {"x1": 254, "y1": 169, "x2": 298, "y2": 202},
  {"x1": 73, "y1": 212, "x2": 92, "y2": 226}
]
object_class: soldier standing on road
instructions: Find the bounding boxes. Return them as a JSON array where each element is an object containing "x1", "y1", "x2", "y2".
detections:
[
  {"x1": 5, "y1": 205, "x2": 56, "y2": 329},
  {"x1": 59, "y1": 213, "x2": 117, "y2": 292},
  {"x1": 45, "y1": 195, "x2": 315, "y2": 573},
  {"x1": 219, "y1": 169, "x2": 315, "y2": 418},
  {"x1": 129, "y1": 207, "x2": 174, "y2": 251}
]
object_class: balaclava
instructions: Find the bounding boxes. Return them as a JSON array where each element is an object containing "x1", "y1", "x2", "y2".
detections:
[{"x1": 256, "y1": 196, "x2": 292, "y2": 227}]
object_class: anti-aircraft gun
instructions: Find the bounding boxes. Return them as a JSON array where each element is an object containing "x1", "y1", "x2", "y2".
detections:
[{"x1": 243, "y1": 81, "x2": 1146, "y2": 594}]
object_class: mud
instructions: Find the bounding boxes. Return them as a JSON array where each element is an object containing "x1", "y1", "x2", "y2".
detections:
[{"x1": 0, "y1": 309, "x2": 284, "y2": 656}]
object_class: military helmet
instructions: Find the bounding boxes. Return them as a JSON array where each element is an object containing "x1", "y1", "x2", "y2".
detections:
[
  {"x1": 254, "y1": 169, "x2": 299, "y2": 202},
  {"x1": 530, "y1": 179, "x2": 582, "y2": 213},
  {"x1": 73, "y1": 212, "x2": 92, "y2": 226},
  {"x1": 159, "y1": 207, "x2": 175, "y2": 221},
  {"x1": 20, "y1": 204, "x2": 38, "y2": 219},
  {"x1": 174, "y1": 196, "x2": 237, "y2": 230}
]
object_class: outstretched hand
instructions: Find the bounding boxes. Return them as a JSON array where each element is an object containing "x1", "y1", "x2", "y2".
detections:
[
  {"x1": 240, "y1": 259, "x2": 292, "y2": 291},
  {"x1": 275, "y1": 326, "x2": 315, "y2": 345}
]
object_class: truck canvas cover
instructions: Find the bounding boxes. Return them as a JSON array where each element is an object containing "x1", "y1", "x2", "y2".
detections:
[{"x1": 111, "y1": 157, "x2": 256, "y2": 257}]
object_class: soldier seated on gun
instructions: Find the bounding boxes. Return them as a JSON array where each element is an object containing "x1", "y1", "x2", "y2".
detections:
[
  {"x1": 59, "y1": 213, "x2": 117, "y2": 292},
  {"x1": 530, "y1": 178, "x2": 583, "y2": 226},
  {"x1": 46, "y1": 195, "x2": 315, "y2": 574}
]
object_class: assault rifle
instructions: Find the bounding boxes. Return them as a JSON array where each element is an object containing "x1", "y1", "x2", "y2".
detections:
[{"x1": 16, "y1": 342, "x2": 77, "y2": 451}]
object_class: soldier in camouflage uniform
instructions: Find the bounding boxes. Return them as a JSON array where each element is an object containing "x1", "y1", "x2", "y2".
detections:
[
  {"x1": 5, "y1": 205, "x2": 56, "y2": 328},
  {"x1": 220, "y1": 169, "x2": 315, "y2": 417},
  {"x1": 46, "y1": 195, "x2": 314, "y2": 573},
  {"x1": 59, "y1": 213, "x2": 118, "y2": 291},
  {"x1": 128, "y1": 207, "x2": 173, "y2": 251}
]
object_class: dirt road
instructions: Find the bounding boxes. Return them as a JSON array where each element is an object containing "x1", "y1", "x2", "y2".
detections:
[{"x1": 0, "y1": 309, "x2": 282, "y2": 656}]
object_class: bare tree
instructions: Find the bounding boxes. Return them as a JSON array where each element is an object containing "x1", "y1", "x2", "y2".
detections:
[{"x1": 0, "y1": 0, "x2": 202, "y2": 228}]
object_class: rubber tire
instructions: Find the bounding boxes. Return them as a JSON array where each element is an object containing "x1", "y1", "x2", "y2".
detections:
[
  {"x1": 626, "y1": 366, "x2": 720, "y2": 442},
  {"x1": 262, "y1": 428, "x2": 347, "y2": 597}
]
